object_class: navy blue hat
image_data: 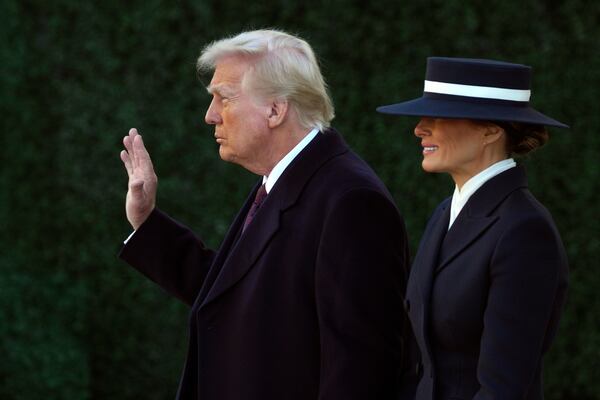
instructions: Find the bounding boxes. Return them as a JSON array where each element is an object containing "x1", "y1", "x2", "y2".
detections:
[{"x1": 377, "y1": 57, "x2": 568, "y2": 128}]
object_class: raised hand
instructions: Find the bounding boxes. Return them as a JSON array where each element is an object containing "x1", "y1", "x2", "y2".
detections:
[{"x1": 120, "y1": 128, "x2": 158, "y2": 230}]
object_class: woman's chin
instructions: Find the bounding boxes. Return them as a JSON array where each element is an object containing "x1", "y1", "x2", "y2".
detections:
[{"x1": 421, "y1": 160, "x2": 441, "y2": 174}]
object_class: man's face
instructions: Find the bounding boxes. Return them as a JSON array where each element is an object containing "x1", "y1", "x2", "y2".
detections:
[{"x1": 205, "y1": 55, "x2": 272, "y2": 174}]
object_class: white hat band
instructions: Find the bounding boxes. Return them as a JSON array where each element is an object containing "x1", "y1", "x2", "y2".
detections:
[{"x1": 424, "y1": 80, "x2": 531, "y2": 102}]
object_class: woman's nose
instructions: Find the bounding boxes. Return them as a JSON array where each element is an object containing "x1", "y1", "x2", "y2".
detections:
[{"x1": 414, "y1": 118, "x2": 430, "y2": 137}]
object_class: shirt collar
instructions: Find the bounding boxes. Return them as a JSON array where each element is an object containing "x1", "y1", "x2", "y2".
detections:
[
  {"x1": 262, "y1": 128, "x2": 320, "y2": 193},
  {"x1": 449, "y1": 158, "x2": 516, "y2": 229}
]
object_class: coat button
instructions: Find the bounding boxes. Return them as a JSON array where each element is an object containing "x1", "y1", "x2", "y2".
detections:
[{"x1": 404, "y1": 299, "x2": 411, "y2": 313}]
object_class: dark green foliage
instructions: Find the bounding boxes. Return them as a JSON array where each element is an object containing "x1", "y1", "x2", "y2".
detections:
[{"x1": 0, "y1": 0, "x2": 597, "y2": 398}]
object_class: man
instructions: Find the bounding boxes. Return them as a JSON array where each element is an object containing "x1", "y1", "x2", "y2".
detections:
[{"x1": 119, "y1": 29, "x2": 412, "y2": 399}]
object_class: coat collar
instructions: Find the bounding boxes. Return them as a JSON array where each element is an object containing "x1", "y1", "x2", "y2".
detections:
[
  {"x1": 436, "y1": 165, "x2": 528, "y2": 273},
  {"x1": 459, "y1": 164, "x2": 528, "y2": 217},
  {"x1": 198, "y1": 129, "x2": 349, "y2": 309},
  {"x1": 410, "y1": 168, "x2": 531, "y2": 308}
]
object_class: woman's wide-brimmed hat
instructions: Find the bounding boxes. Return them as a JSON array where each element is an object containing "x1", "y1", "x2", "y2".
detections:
[{"x1": 376, "y1": 57, "x2": 568, "y2": 128}]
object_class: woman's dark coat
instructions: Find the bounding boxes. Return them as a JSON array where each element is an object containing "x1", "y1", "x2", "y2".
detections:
[{"x1": 406, "y1": 166, "x2": 568, "y2": 399}]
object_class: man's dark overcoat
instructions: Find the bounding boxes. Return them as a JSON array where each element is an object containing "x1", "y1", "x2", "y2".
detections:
[{"x1": 120, "y1": 129, "x2": 415, "y2": 399}]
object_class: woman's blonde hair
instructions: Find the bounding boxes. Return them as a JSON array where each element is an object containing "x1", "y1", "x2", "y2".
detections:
[{"x1": 197, "y1": 29, "x2": 335, "y2": 131}]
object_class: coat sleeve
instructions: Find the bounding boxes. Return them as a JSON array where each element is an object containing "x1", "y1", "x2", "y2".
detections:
[
  {"x1": 119, "y1": 208, "x2": 216, "y2": 306},
  {"x1": 314, "y1": 188, "x2": 411, "y2": 399},
  {"x1": 475, "y1": 213, "x2": 568, "y2": 399}
]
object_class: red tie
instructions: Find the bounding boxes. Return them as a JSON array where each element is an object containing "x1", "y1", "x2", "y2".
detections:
[{"x1": 242, "y1": 184, "x2": 268, "y2": 233}]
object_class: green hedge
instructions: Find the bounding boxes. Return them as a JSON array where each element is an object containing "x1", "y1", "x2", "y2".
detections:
[{"x1": 1, "y1": 1, "x2": 597, "y2": 399}]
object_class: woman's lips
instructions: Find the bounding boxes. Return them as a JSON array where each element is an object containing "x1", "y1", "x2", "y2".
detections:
[{"x1": 422, "y1": 145, "x2": 438, "y2": 155}]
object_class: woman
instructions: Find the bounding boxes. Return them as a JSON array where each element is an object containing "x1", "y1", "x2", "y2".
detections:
[{"x1": 377, "y1": 57, "x2": 569, "y2": 399}]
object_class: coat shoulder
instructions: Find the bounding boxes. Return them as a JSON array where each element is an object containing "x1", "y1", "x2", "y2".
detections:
[
  {"x1": 311, "y1": 149, "x2": 393, "y2": 199},
  {"x1": 489, "y1": 188, "x2": 567, "y2": 268}
]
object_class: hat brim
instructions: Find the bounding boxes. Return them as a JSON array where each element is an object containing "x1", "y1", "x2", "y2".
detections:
[{"x1": 376, "y1": 97, "x2": 569, "y2": 128}]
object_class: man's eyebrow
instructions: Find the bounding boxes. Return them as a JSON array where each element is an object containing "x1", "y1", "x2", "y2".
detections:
[{"x1": 206, "y1": 84, "x2": 236, "y2": 96}]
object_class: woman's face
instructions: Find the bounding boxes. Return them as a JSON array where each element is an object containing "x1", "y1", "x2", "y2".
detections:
[{"x1": 414, "y1": 118, "x2": 502, "y2": 188}]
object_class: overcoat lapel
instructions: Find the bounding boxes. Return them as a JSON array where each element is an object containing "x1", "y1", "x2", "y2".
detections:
[
  {"x1": 436, "y1": 216, "x2": 498, "y2": 274},
  {"x1": 414, "y1": 201, "x2": 450, "y2": 305},
  {"x1": 191, "y1": 188, "x2": 255, "y2": 311},
  {"x1": 198, "y1": 129, "x2": 349, "y2": 310},
  {"x1": 436, "y1": 165, "x2": 529, "y2": 275},
  {"x1": 410, "y1": 199, "x2": 450, "y2": 365}
]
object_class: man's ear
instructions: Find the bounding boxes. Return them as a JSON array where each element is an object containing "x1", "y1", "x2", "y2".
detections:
[{"x1": 267, "y1": 99, "x2": 289, "y2": 128}]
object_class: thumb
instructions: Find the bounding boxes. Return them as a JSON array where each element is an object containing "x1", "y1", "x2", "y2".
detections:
[{"x1": 129, "y1": 178, "x2": 145, "y2": 198}]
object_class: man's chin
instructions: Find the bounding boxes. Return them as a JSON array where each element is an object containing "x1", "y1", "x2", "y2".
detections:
[
  {"x1": 218, "y1": 147, "x2": 230, "y2": 160},
  {"x1": 218, "y1": 149, "x2": 237, "y2": 165}
]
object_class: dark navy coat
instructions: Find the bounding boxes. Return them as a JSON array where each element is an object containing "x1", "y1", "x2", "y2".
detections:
[
  {"x1": 120, "y1": 129, "x2": 415, "y2": 399},
  {"x1": 406, "y1": 166, "x2": 568, "y2": 399}
]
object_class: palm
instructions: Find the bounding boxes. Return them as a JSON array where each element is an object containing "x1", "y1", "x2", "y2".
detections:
[{"x1": 120, "y1": 128, "x2": 158, "y2": 230}]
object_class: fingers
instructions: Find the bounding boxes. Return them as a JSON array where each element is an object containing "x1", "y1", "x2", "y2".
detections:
[
  {"x1": 124, "y1": 128, "x2": 139, "y2": 169},
  {"x1": 121, "y1": 128, "x2": 156, "y2": 188},
  {"x1": 122, "y1": 128, "x2": 146, "y2": 170},
  {"x1": 132, "y1": 134, "x2": 156, "y2": 179},
  {"x1": 129, "y1": 128, "x2": 139, "y2": 168},
  {"x1": 120, "y1": 150, "x2": 133, "y2": 176},
  {"x1": 122, "y1": 128, "x2": 156, "y2": 229}
]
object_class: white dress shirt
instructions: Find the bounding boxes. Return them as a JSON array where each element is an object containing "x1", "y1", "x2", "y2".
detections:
[
  {"x1": 448, "y1": 158, "x2": 516, "y2": 230},
  {"x1": 262, "y1": 128, "x2": 319, "y2": 194}
]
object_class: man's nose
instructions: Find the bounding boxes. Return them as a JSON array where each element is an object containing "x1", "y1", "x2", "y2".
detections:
[{"x1": 205, "y1": 99, "x2": 222, "y2": 125}]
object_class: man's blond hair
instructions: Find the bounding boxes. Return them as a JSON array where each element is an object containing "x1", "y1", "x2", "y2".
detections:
[{"x1": 198, "y1": 29, "x2": 334, "y2": 131}]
